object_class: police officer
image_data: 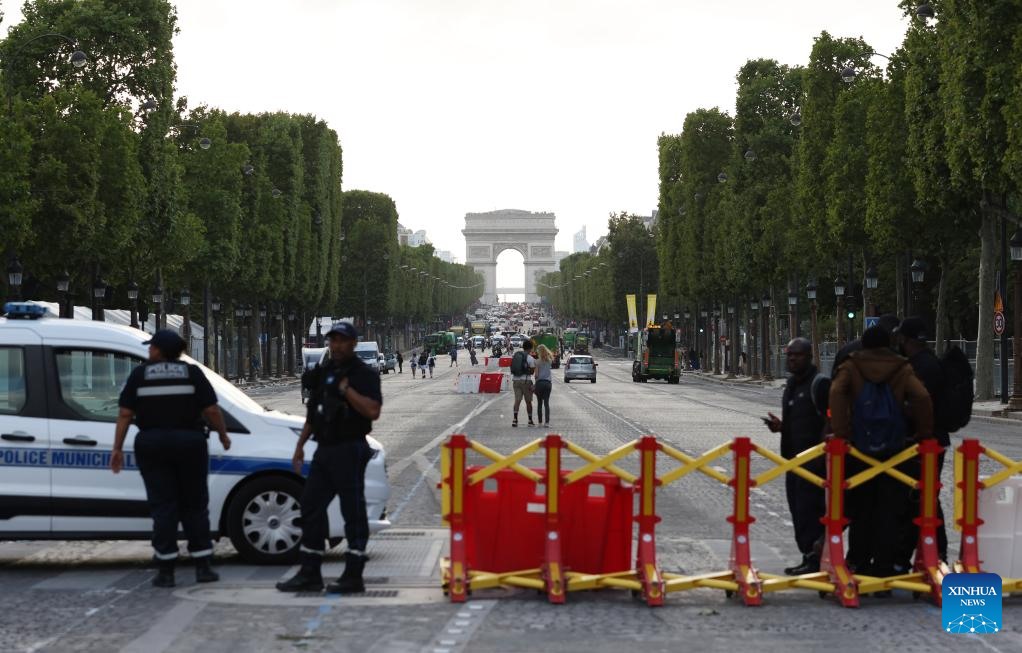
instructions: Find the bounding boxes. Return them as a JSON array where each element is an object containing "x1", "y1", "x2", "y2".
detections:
[
  {"x1": 765, "y1": 338, "x2": 829, "y2": 575},
  {"x1": 277, "y1": 321, "x2": 382, "y2": 594},
  {"x1": 111, "y1": 329, "x2": 232, "y2": 588}
]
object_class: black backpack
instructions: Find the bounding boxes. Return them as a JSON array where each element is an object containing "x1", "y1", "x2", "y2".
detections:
[
  {"x1": 939, "y1": 345, "x2": 974, "y2": 433},
  {"x1": 510, "y1": 351, "x2": 528, "y2": 376}
]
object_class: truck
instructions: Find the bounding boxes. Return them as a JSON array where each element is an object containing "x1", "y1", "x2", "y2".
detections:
[
  {"x1": 470, "y1": 320, "x2": 488, "y2": 337},
  {"x1": 562, "y1": 327, "x2": 579, "y2": 352},
  {"x1": 574, "y1": 331, "x2": 591, "y2": 355},
  {"x1": 632, "y1": 324, "x2": 680, "y2": 384},
  {"x1": 530, "y1": 332, "x2": 561, "y2": 368},
  {"x1": 450, "y1": 326, "x2": 466, "y2": 339},
  {"x1": 424, "y1": 332, "x2": 446, "y2": 355}
]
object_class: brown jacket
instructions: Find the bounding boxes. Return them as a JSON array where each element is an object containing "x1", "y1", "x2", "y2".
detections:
[{"x1": 829, "y1": 348, "x2": 934, "y2": 441}]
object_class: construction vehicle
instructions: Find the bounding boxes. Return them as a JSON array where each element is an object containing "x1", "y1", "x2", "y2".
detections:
[
  {"x1": 632, "y1": 322, "x2": 680, "y2": 383},
  {"x1": 574, "y1": 331, "x2": 591, "y2": 354},
  {"x1": 562, "y1": 327, "x2": 579, "y2": 352},
  {"x1": 531, "y1": 332, "x2": 561, "y2": 368}
]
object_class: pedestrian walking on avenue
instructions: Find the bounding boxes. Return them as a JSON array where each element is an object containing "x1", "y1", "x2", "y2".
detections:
[
  {"x1": 469, "y1": 348, "x2": 479, "y2": 366},
  {"x1": 510, "y1": 340, "x2": 537, "y2": 427},
  {"x1": 410, "y1": 351, "x2": 418, "y2": 378},
  {"x1": 428, "y1": 351, "x2": 436, "y2": 378},
  {"x1": 112, "y1": 329, "x2": 232, "y2": 588},
  {"x1": 829, "y1": 326, "x2": 933, "y2": 582},
  {"x1": 765, "y1": 338, "x2": 829, "y2": 576},
  {"x1": 450, "y1": 347, "x2": 458, "y2": 367},
  {"x1": 277, "y1": 321, "x2": 382, "y2": 595},
  {"x1": 396, "y1": 351, "x2": 403, "y2": 374},
  {"x1": 534, "y1": 344, "x2": 554, "y2": 426},
  {"x1": 419, "y1": 351, "x2": 428, "y2": 379}
]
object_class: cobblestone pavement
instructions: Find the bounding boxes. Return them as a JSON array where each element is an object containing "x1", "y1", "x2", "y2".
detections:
[{"x1": 1, "y1": 355, "x2": 1019, "y2": 652}]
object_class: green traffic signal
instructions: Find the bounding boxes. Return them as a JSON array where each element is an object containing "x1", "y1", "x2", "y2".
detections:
[{"x1": 846, "y1": 311, "x2": 856, "y2": 320}]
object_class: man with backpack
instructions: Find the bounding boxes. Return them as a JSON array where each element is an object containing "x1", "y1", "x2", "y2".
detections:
[
  {"x1": 893, "y1": 317, "x2": 973, "y2": 568},
  {"x1": 829, "y1": 325, "x2": 934, "y2": 581},
  {"x1": 765, "y1": 338, "x2": 830, "y2": 576},
  {"x1": 510, "y1": 340, "x2": 537, "y2": 427}
]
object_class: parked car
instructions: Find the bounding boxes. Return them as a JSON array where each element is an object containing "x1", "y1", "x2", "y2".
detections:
[
  {"x1": 0, "y1": 303, "x2": 391, "y2": 564},
  {"x1": 301, "y1": 347, "x2": 328, "y2": 403},
  {"x1": 563, "y1": 355, "x2": 597, "y2": 383},
  {"x1": 383, "y1": 353, "x2": 397, "y2": 373}
]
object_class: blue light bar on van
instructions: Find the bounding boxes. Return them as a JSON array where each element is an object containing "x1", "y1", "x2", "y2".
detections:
[{"x1": 3, "y1": 302, "x2": 52, "y2": 319}]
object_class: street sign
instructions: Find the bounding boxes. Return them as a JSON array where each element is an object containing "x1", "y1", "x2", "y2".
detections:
[
  {"x1": 864, "y1": 316, "x2": 879, "y2": 329},
  {"x1": 994, "y1": 311, "x2": 1005, "y2": 336}
]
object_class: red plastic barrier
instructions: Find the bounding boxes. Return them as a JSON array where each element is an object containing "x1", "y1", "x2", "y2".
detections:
[
  {"x1": 463, "y1": 468, "x2": 632, "y2": 574},
  {"x1": 478, "y1": 373, "x2": 505, "y2": 393},
  {"x1": 498, "y1": 356, "x2": 513, "y2": 368}
]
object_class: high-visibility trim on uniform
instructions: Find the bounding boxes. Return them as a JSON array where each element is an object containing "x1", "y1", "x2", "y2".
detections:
[
  {"x1": 348, "y1": 549, "x2": 367, "y2": 557},
  {"x1": 137, "y1": 384, "x2": 196, "y2": 397},
  {"x1": 153, "y1": 550, "x2": 179, "y2": 560},
  {"x1": 190, "y1": 549, "x2": 213, "y2": 558},
  {"x1": 299, "y1": 545, "x2": 324, "y2": 555}
]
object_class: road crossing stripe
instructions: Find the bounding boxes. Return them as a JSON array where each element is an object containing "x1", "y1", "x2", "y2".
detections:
[{"x1": 119, "y1": 600, "x2": 205, "y2": 653}]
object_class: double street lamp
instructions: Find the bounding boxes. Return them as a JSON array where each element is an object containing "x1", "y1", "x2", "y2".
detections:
[
  {"x1": 1009, "y1": 229, "x2": 1022, "y2": 411},
  {"x1": 127, "y1": 280, "x2": 140, "y2": 328},
  {"x1": 6, "y1": 258, "x2": 23, "y2": 302}
]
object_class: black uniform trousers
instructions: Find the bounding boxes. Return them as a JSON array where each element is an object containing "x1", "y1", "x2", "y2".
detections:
[
  {"x1": 843, "y1": 451, "x2": 913, "y2": 576},
  {"x1": 135, "y1": 429, "x2": 213, "y2": 560},
  {"x1": 299, "y1": 438, "x2": 372, "y2": 560},
  {"x1": 784, "y1": 457, "x2": 825, "y2": 555}
]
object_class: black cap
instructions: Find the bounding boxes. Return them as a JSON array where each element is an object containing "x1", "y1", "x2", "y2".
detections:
[
  {"x1": 862, "y1": 325, "x2": 891, "y2": 349},
  {"x1": 896, "y1": 316, "x2": 929, "y2": 342},
  {"x1": 143, "y1": 329, "x2": 187, "y2": 358},
  {"x1": 325, "y1": 321, "x2": 359, "y2": 340}
]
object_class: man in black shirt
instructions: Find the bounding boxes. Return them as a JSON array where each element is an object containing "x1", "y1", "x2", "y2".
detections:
[
  {"x1": 277, "y1": 321, "x2": 383, "y2": 594},
  {"x1": 112, "y1": 330, "x2": 232, "y2": 588},
  {"x1": 894, "y1": 316, "x2": 949, "y2": 568},
  {"x1": 765, "y1": 338, "x2": 830, "y2": 575}
]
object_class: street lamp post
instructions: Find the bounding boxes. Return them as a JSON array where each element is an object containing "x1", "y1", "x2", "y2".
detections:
[
  {"x1": 1008, "y1": 229, "x2": 1022, "y2": 411},
  {"x1": 834, "y1": 276, "x2": 846, "y2": 348},
  {"x1": 56, "y1": 271, "x2": 70, "y2": 318},
  {"x1": 92, "y1": 276, "x2": 106, "y2": 322},
  {"x1": 151, "y1": 284, "x2": 164, "y2": 335},
  {"x1": 807, "y1": 280, "x2": 820, "y2": 370},
  {"x1": 761, "y1": 292, "x2": 773, "y2": 381},
  {"x1": 211, "y1": 299, "x2": 221, "y2": 373},
  {"x1": 6, "y1": 258, "x2": 24, "y2": 303},
  {"x1": 750, "y1": 298, "x2": 760, "y2": 380},
  {"x1": 234, "y1": 305, "x2": 245, "y2": 380},
  {"x1": 180, "y1": 288, "x2": 191, "y2": 355},
  {"x1": 726, "y1": 303, "x2": 736, "y2": 379},
  {"x1": 910, "y1": 259, "x2": 926, "y2": 317},
  {"x1": 787, "y1": 285, "x2": 799, "y2": 339},
  {"x1": 127, "y1": 280, "x2": 139, "y2": 328},
  {"x1": 865, "y1": 264, "x2": 879, "y2": 319},
  {"x1": 287, "y1": 310, "x2": 297, "y2": 376}
]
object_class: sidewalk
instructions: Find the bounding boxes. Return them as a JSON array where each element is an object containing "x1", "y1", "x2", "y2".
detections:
[{"x1": 683, "y1": 371, "x2": 1022, "y2": 422}]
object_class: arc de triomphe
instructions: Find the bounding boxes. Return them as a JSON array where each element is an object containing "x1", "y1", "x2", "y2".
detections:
[{"x1": 463, "y1": 210, "x2": 558, "y2": 304}]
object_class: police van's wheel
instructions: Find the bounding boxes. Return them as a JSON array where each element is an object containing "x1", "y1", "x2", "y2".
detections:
[{"x1": 227, "y1": 476, "x2": 304, "y2": 564}]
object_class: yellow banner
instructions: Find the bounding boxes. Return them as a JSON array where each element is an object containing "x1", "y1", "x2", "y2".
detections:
[
  {"x1": 646, "y1": 294, "x2": 657, "y2": 327},
  {"x1": 626, "y1": 294, "x2": 638, "y2": 333}
]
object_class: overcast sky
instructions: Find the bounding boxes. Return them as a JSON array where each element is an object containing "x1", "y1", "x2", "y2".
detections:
[{"x1": 2, "y1": 0, "x2": 910, "y2": 289}]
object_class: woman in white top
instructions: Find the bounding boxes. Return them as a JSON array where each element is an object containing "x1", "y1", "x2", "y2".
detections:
[{"x1": 534, "y1": 344, "x2": 554, "y2": 426}]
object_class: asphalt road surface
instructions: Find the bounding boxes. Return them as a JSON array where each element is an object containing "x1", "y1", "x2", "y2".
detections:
[{"x1": 1, "y1": 353, "x2": 1019, "y2": 652}]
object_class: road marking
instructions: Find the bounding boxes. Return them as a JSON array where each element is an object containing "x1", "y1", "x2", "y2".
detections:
[
  {"x1": 425, "y1": 599, "x2": 498, "y2": 653},
  {"x1": 388, "y1": 394, "x2": 501, "y2": 479},
  {"x1": 32, "y1": 568, "x2": 133, "y2": 591},
  {"x1": 119, "y1": 600, "x2": 206, "y2": 653},
  {"x1": 566, "y1": 385, "x2": 648, "y2": 436}
]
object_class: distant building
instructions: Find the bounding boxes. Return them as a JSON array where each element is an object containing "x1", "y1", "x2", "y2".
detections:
[
  {"x1": 409, "y1": 230, "x2": 431, "y2": 247},
  {"x1": 591, "y1": 236, "x2": 609, "y2": 254},
  {"x1": 397, "y1": 223, "x2": 413, "y2": 246},
  {"x1": 554, "y1": 250, "x2": 570, "y2": 264},
  {"x1": 641, "y1": 211, "x2": 657, "y2": 232},
  {"x1": 435, "y1": 250, "x2": 454, "y2": 263},
  {"x1": 573, "y1": 226, "x2": 590, "y2": 253}
]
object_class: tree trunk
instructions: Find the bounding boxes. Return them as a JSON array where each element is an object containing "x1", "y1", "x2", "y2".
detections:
[
  {"x1": 935, "y1": 254, "x2": 949, "y2": 357},
  {"x1": 975, "y1": 211, "x2": 997, "y2": 399}
]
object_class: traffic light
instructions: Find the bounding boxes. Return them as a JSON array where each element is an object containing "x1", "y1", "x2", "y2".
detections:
[{"x1": 846, "y1": 309, "x2": 856, "y2": 320}]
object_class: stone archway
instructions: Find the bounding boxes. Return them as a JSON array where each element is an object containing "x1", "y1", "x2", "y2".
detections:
[{"x1": 462, "y1": 210, "x2": 558, "y2": 304}]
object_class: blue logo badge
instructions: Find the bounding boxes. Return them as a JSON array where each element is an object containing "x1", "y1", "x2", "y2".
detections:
[{"x1": 943, "y1": 573, "x2": 1002, "y2": 634}]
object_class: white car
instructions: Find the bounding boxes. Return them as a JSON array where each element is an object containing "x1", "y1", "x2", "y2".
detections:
[{"x1": 0, "y1": 303, "x2": 391, "y2": 564}]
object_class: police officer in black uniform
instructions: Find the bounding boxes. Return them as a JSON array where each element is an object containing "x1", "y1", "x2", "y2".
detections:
[
  {"x1": 112, "y1": 330, "x2": 232, "y2": 588},
  {"x1": 277, "y1": 321, "x2": 382, "y2": 594},
  {"x1": 765, "y1": 338, "x2": 830, "y2": 575}
]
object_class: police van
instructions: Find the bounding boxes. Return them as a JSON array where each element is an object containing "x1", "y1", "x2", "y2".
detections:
[{"x1": 0, "y1": 303, "x2": 391, "y2": 564}]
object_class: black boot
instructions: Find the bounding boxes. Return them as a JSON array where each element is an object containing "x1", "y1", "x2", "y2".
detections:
[
  {"x1": 276, "y1": 552, "x2": 324, "y2": 592},
  {"x1": 326, "y1": 552, "x2": 366, "y2": 594},
  {"x1": 195, "y1": 556, "x2": 220, "y2": 583},
  {"x1": 784, "y1": 553, "x2": 820, "y2": 576},
  {"x1": 153, "y1": 560, "x2": 176, "y2": 588}
]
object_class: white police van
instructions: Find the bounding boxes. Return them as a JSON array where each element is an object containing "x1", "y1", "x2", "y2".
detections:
[{"x1": 0, "y1": 303, "x2": 391, "y2": 564}]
